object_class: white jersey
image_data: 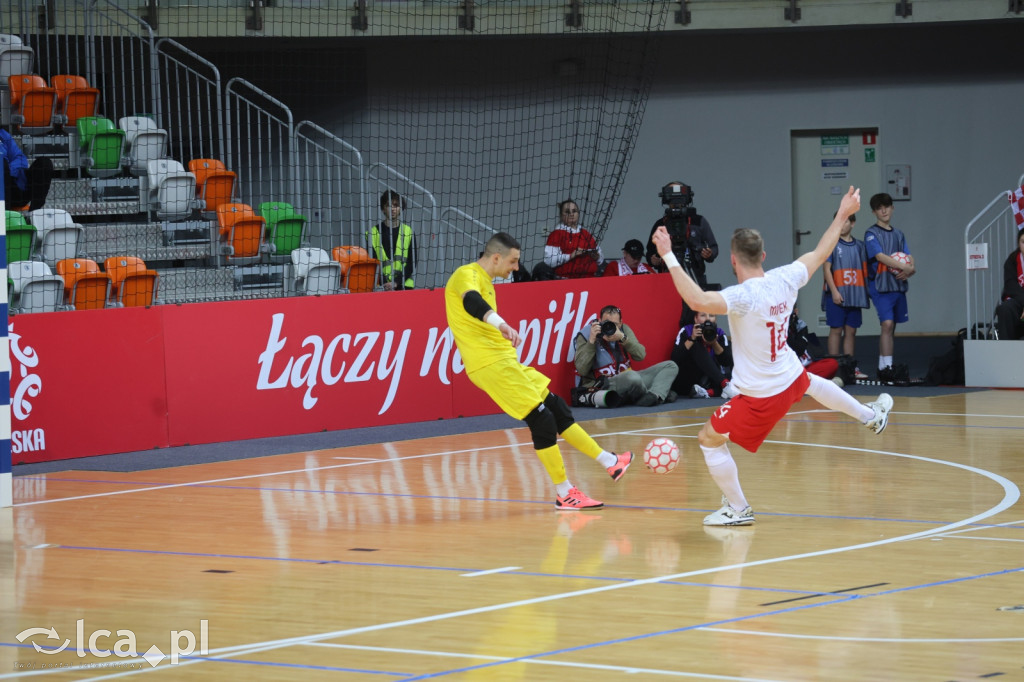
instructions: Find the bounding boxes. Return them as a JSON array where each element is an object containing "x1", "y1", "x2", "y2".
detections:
[{"x1": 721, "y1": 261, "x2": 809, "y2": 398}]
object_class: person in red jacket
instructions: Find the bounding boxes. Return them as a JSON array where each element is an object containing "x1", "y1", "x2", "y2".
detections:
[{"x1": 543, "y1": 199, "x2": 601, "y2": 278}]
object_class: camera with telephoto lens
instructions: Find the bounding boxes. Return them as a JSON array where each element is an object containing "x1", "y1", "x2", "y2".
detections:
[
  {"x1": 699, "y1": 319, "x2": 717, "y2": 344},
  {"x1": 659, "y1": 182, "x2": 699, "y2": 275},
  {"x1": 600, "y1": 320, "x2": 618, "y2": 337}
]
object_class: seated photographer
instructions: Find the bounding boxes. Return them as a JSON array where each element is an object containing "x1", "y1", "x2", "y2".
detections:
[
  {"x1": 995, "y1": 228, "x2": 1024, "y2": 340},
  {"x1": 602, "y1": 239, "x2": 655, "y2": 277},
  {"x1": 544, "y1": 199, "x2": 602, "y2": 279},
  {"x1": 671, "y1": 311, "x2": 737, "y2": 399},
  {"x1": 573, "y1": 304, "x2": 679, "y2": 407},
  {"x1": 645, "y1": 180, "x2": 718, "y2": 288}
]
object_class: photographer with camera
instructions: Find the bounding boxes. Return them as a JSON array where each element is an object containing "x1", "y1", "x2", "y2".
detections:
[
  {"x1": 573, "y1": 304, "x2": 679, "y2": 408},
  {"x1": 646, "y1": 181, "x2": 718, "y2": 288},
  {"x1": 671, "y1": 311, "x2": 738, "y2": 399}
]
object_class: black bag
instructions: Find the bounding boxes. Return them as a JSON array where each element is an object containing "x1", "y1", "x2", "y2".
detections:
[
  {"x1": 829, "y1": 354, "x2": 858, "y2": 386},
  {"x1": 924, "y1": 329, "x2": 966, "y2": 386}
]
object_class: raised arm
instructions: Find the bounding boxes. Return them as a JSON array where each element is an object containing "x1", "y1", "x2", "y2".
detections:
[
  {"x1": 797, "y1": 187, "x2": 861, "y2": 276},
  {"x1": 652, "y1": 226, "x2": 727, "y2": 315}
]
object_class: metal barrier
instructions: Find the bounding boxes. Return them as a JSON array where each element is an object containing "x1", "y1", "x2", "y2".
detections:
[
  {"x1": 964, "y1": 173, "x2": 1024, "y2": 336},
  {"x1": 294, "y1": 121, "x2": 366, "y2": 253}
]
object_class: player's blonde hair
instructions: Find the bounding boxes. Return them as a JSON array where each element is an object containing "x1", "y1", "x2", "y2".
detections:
[{"x1": 731, "y1": 228, "x2": 763, "y2": 267}]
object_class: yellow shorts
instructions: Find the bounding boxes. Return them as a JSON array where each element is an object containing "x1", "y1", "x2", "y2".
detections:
[{"x1": 468, "y1": 357, "x2": 551, "y2": 421}]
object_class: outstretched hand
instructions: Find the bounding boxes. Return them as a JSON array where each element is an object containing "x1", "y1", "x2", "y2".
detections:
[{"x1": 839, "y1": 186, "x2": 861, "y2": 218}]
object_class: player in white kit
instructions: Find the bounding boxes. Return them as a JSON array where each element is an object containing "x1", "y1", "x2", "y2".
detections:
[{"x1": 652, "y1": 187, "x2": 893, "y2": 526}]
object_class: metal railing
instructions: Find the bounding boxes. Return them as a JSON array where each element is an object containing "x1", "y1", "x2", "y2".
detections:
[{"x1": 964, "y1": 173, "x2": 1024, "y2": 336}]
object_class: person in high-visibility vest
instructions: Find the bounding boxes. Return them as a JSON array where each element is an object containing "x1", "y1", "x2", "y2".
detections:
[{"x1": 367, "y1": 190, "x2": 417, "y2": 290}]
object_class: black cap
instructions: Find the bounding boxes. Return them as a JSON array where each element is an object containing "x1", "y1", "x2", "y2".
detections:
[{"x1": 623, "y1": 239, "x2": 644, "y2": 259}]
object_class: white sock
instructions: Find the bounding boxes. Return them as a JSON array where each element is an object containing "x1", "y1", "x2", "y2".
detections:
[
  {"x1": 556, "y1": 480, "x2": 573, "y2": 497},
  {"x1": 700, "y1": 443, "x2": 748, "y2": 510},
  {"x1": 805, "y1": 372, "x2": 874, "y2": 423},
  {"x1": 596, "y1": 451, "x2": 616, "y2": 468},
  {"x1": 879, "y1": 355, "x2": 893, "y2": 370}
]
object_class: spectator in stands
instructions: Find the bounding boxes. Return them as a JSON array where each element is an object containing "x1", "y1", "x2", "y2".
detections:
[
  {"x1": 602, "y1": 239, "x2": 655, "y2": 277},
  {"x1": 1, "y1": 126, "x2": 53, "y2": 211},
  {"x1": 573, "y1": 304, "x2": 678, "y2": 407},
  {"x1": 367, "y1": 190, "x2": 416, "y2": 290},
  {"x1": 543, "y1": 199, "x2": 601, "y2": 278},
  {"x1": 671, "y1": 311, "x2": 737, "y2": 399},
  {"x1": 996, "y1": 228, "x2": 1024, "y2": 340}
]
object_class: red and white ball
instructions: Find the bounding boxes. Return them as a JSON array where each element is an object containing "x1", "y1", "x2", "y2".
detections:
[
  {"x1": 643, "y1": 437, "x2": 680, "y2": 474},
  {"x1": 890, "y1": 251, "x2": 911, "y2": 266}
]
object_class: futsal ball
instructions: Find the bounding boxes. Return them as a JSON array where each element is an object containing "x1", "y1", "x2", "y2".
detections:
[
  {"x1": 643, "y1": 438, "x2": 680, "y2": 474},
  {"x1": 891, "y1": 251, "x2": 911, "y2": 266}
]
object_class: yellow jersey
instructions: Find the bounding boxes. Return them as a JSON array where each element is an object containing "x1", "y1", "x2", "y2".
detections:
[{"x1": 444, "y1": 262, "x2": 518, "y2": 372}]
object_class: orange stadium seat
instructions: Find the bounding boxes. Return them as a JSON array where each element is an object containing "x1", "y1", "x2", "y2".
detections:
[
  {"x1": 189, "y1": 158, "x2": 237, "y2": 214},
  {"x1": 332, "y1": 245, "x2": 381, "y2": 294},
  {"x1": 8, "y1": 74, "x2": 57, "y2": 135},
  {"x1": 216, "y1": 203, "x2": 266, "y2": 263},
  {"x1": 104, "y1": 256, "x2": 159, "y2": 307},
  {"x1": 50, "y1": 74, "x2": 100, "y2": 128},
  {"x1": 56, "y1": 258, "x2": 111, "y2": 310}
]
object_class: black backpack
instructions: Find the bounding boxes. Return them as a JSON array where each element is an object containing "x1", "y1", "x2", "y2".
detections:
[{"x1": 924, "y1": 329, "x2": 966, "y2": 386}]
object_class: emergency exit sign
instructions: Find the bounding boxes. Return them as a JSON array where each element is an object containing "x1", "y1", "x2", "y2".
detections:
[{"x1": 821, "y1": 134, "x2": 849, "y2": 155}]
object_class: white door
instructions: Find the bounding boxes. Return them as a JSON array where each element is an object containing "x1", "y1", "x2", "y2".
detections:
[{"x1": 791, "y1": 129, "x2": 881, "y2": 335}]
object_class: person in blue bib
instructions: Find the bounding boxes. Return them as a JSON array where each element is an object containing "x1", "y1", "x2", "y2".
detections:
[
  {"x1": 822, "y1": 210, "x2": 870, "y2": 380},
  {"x1": 864, "y1": 192, "x2": 916, "y2": 382}
]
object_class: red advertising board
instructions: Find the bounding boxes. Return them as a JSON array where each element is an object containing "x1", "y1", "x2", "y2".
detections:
[{"x1": 9, "y1": 274, "x2": 679, "y2": 463}]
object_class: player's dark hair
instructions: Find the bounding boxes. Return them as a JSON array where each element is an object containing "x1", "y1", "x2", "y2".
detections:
[{"x1": 483, "y1": 232, "x2": 521, "y2": 256}]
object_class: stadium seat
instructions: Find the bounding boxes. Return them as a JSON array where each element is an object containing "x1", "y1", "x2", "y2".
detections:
[
  {"x1": 27, "y1": 208, "x2": 84, "y2": 268},
  {"x1": 76, "y1": 116, "x2": 126, "y2": 178},
  {"x1": 0, "y1": 43, "x2": 33, "y2": 83},
  {"x1": 56, "y1": 258, "x2": 111, "y2": 310},
  {"x1": 8, "y1": 260, "x2": 65, "y2": 314},
  {"x1": 259, "y1": 201, "x2": 308, "y2": 261},
  {"x1": 50, "y1": 74, "x2": 99, "y2": 128},
  {"x1": 8, "y1": 74, "x2": 57, "y2": 135},
  {"x1": 104, "y1": 256, "x2": 159, "y2": 307},
  {"x1": 189, "y1": 158, "x2": 237, "y2": 215},
  {"x1": 119, "y1": 116, "x2": 168, "y2": 177},
  {"x1": 5, "y1": 210, "x2": 37, "y2": 262},
  {"x1": 291, "y1": 247, "x2": 342, "y2": 296},
  {"x1": 145, "y1": 158, "x2": 199, "y2": 221},
  {"x1": 331, "y1": 245, "x2": 382, "y2": 294},
  {"x1": 216, "y1": 203, "x2": 266, "y2": 264}
]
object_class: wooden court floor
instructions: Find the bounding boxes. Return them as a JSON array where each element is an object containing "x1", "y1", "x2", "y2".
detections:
[{"x1": 1, "y1": 390, "x2": 1022, "y2": 681}]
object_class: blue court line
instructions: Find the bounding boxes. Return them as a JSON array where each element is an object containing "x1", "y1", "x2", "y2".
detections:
[
  {"x1": 46, "y1": 544, "x2": 824, "y2": 597},
  {"x1": 400, "y1": 565, "x2": 1024, "y2": 680}
]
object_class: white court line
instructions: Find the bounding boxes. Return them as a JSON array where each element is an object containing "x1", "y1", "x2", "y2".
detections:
[
  {"x1": 12, "y1": 442, "x2": 531, "y2": 508},
  {"x1": 928, "y1": 518, "x2": 1024, "y2": 537},
  {"x1": 460, "y1": 566, "x2": 521, "y2": 577},
  {"x1": 935, "y1": 536, "x2": 1024, "y2": 543},
  {"x1": 304, "y1": 642, "x2": 785, "y2": 681},
  {"x1": 703, "y1": 628, "x2": 1024, "y2": 644},
  {"x1": 69, "y1": 443, "x2": 1019, "y2": 680}
]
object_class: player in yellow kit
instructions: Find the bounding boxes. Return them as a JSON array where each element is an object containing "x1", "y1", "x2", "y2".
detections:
[{"x1": 444, "y1": 232, "x2": 632, "y2": 510}]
